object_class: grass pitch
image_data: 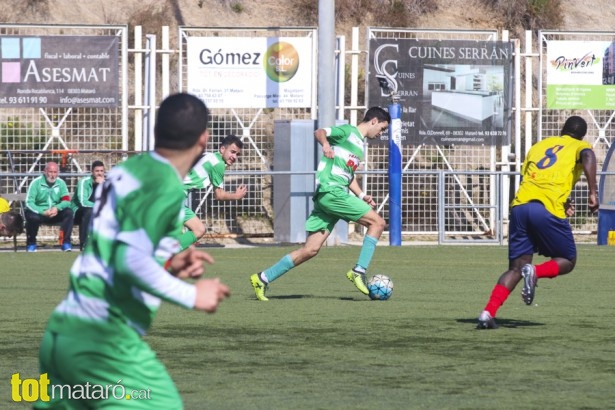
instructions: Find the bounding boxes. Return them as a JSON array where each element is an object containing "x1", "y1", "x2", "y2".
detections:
[{"x1": 1, "y1": 244, "x2": 613, "y2": 409}]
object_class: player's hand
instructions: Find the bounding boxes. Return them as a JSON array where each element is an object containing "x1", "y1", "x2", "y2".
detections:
[
  {"x1": 169, "y1": 247, "x2": 214, "y2": 279},
  {"x1": 45, "y1": 207, "x2": 58, "y2": 217},
  {"x1": 323, "y1": 145, "x2": 335, "y2": 159},
  {"x1": 564, "y1": 199, "x2": 575, "y2": 217},
  {"x1": 235, "y1": 184, "x2": 248, "y2": 199},
  {"x1": 588, "y1": 192, "x2": 599, "y2": 214},
  {"x1": 94, "y1": 175, "x2": 105, "y2": 184},
  {"x1": 362, "y1": 194, "x2": 376, "y2": 208},
  {"x1": 193, "y1": 278, "x2": 231, "y2": 312}
]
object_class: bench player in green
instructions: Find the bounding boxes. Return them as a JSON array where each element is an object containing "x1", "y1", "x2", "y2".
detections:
[
  {"x1": 35, "y1": 93, "x2": 231, "y2": 409},
  {"x1": 250, "y1": 107, "x2": 390, "y2": 301},
  {"x1": 178, "y1": 134, "x2": 247, "y2": 250}
]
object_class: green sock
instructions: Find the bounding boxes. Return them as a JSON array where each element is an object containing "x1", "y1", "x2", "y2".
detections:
[
  {"x1": 356, "y1": 235, "x2": 378, "y2": 271},
  {"x1": 178, "y1": 230, "x2": 197, "y2": 251},
  {"x1": 263, "y1": 254, "x2": 295, "y2": 283}
]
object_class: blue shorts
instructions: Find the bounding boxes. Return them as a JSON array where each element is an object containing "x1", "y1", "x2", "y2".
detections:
[{"x1": 508, "y1": 201, "x2": 576, "y2": 261}]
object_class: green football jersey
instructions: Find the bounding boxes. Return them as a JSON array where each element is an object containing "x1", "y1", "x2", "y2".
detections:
[
  {"x1": 183, "y1": 151, "x2": 226, "y2": 193},
  {"x1": 46, "y1": 152, "x2": 196, "y2": 343},
  {"x1": 316, "y1": 124, "x2": 365, "y2": 193}
]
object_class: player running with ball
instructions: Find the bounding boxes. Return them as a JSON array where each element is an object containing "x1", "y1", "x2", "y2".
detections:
[{"x1": 250, "y1": 107, "x2": 390, "y2": 301}]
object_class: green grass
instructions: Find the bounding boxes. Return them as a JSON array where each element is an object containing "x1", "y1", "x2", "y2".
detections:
[{"x1": 1, "y1": 245, "x2": 614, "y2": 409}]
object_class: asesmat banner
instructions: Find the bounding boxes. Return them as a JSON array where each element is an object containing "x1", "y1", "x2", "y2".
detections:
[
  {"x1": 0, "y1": 36, "x2": 119, "y2": 108},
  {"x1": 367, "y1": 39, "x2": 513, "y2": 146},
  {"x1": 546, "y1": 40, "x2": 615, "y2": 109},
  {"x1": 187, "y1": 36, "x2": 313, "y2": 108}
]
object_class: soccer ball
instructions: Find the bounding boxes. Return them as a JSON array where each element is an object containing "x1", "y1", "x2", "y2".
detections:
[{"x1": 367, "y1": 274, "x2": 393, "y2": 300}]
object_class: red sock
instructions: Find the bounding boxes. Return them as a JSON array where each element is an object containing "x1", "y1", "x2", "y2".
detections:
[
  {"x1": 483, "y1": 284, "x2": 511, "y2": 317},
  {"x1": 535, "y1": 260, "x2": 560, "y2": 279}
]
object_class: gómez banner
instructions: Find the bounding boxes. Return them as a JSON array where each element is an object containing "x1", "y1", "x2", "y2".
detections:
[{"x1": 187, "y1": 36, "x2": 313, "y2": 108}]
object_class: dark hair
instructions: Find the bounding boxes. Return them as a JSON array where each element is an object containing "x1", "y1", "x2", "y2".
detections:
[
  {"x1": 1, "y1": 211, "x2": 24, "y2": 236},
  {"x1": 220, "y1": 134, "x2": 243, "y2": 150},
  {"x1": 155, "y1": 93, "x2": 210, "y2": 150},
  {"x1": 561, "y1": 116, "x2": 587, "y2": 140},
  {"x1": 362, "y1": 106, "x2": 391, "y2": 124},
  {"x1": 91, "y1": 160, "x2": 104, "y2": 169}
]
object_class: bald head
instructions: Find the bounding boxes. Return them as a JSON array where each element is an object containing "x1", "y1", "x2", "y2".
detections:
[{"x1": 44, "y1": 162, "x2": 59, "y2": 184}]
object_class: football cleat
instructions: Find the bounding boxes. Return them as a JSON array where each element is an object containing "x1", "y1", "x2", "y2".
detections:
[
  {"x1": 521, "y1": 264, "x2": 537, "y2": 305},
  {"x1": 61, "y1": 243, "x2": 72, "y2": 252},
  {"x1": 476, "y1": 310, "x2": 498, "y2": 329},
  {"x1": 250, "y1": 273, "x2": 269, "y2": 302},
  {"x1": 26, "y1": 244, "x2": 37, "y2": 253},
  {"x1": 346, "y1": 269, "x2": 369, "y2": 295}
]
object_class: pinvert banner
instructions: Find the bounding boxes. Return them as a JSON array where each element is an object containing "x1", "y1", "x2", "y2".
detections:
[
  {"x1": 546, "y1": 40, "x2": 615, "y2": 109},
  {"x1": 186, "y1": 36, "x2": 313, "y2": 108},
  {"x1": 0, "y1": 36, "x2": 119, "y2": 108},
  {"x1": 367, "y1": 39, "x2": 513, "y2": 146}
]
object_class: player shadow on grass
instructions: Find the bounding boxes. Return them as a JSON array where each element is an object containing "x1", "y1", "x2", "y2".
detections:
[
  {"x1": 253, "y1": 295, "x2": 368, "y2": 301},
  {"x1": 456, "y1": 318, "x2": 546, "y2": 328}
]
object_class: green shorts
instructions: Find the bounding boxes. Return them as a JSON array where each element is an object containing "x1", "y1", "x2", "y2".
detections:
[
  {"x1": 305, "y1": 189, "x2": 372, "y2": 233},
  {"x1": 35, "y1": 330, "x2": 182, "y2": 409}
]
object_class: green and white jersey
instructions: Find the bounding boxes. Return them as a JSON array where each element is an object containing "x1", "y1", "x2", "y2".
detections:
[
  {"x1": 46, "y1": 152, "x2": 196, "y2": 343},
  {"x1": 183, "y1": 151, "x2": 225, "y2": 194},
  {"x1": 316, "y1": 124, "x2": 365, "y2": 193}
]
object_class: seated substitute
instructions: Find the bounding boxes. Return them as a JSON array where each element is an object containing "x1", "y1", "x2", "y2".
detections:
[
  {"x1": 25, "y1": 161, "x2": 74, "y2": 252},
  {"x1": 70, "y1": 160, "x2": 105, "y2": 251}
]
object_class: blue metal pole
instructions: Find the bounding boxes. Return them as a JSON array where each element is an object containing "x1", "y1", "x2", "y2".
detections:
[{"x1": 388, "y1": 103, "x2": 402, "y2": 246}]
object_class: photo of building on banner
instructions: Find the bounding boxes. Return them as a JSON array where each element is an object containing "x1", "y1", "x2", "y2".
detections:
[
  {"x1": 367, "y1": 39, "x2": 514, "y2": 146},
  {"x1": 186, "y1": 36, "x2": 313, "y2": 108},
  {"x1": 546, "y1": 40, "x2": 615, "y2": 110},
  {"x1": 0, "y1": 36, "x2": 119, "y2": 108}
]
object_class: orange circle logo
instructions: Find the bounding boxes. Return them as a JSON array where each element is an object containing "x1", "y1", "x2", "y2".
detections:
[{"x1": 263, "y1": 42, "x2": 300, "y2": 83}]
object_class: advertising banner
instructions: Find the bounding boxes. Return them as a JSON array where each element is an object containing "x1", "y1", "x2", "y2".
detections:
[
  {"x1": 546, "y1": 40, "x2": 615, "y2": 109},
  {"x1": 0, "y1": 36, "x2": 119, "y2": 108},
  {"x1": 367, "y1": 39, "x2": 513, "y2": 145},
  {"x1": 187, "y1": 36, "x2": 313, "y2": 108}
]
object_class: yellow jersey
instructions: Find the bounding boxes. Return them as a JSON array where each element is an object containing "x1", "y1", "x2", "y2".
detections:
[
  {"x1": 0, "y1": 197, "x2": 10, "y2": 213},
  {"x1": 511, "y1": 135, "x2": 592, "y2": 218}
]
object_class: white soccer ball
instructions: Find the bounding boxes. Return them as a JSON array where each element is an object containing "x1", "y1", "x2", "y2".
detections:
[{"x1": 367, "y1": 274, "x2": 393, "y2": 300}]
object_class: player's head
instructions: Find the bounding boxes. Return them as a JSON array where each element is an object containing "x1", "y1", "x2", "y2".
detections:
[
  {"x1": 0, "y1": 211, "x2": 24, "y2": 237},
  {"x1": 361, "y1": 107, "x2": 391, "y2": 139},
  {"x1": 363, "y1": 106, "x2": 391, "y2": 124},
  {"x1": 44, "y1": 162, "x2": 59, "y2": 184},
  {"x1": 561, "y1": 116, "x2": 587, "y2": 140},
  {"x1": 155, "y1": 93, "x2": 210, "y2": 150},
  {"x1": 91, "y1": 160, "x2": 105, "y2": 178},
  {"x1": 219, "y1": 134, "x2": 244, "y2": 166}
]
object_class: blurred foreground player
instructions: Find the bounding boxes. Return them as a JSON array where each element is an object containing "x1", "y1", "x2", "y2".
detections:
[{"x1": 35, "y1": 93, "x2": 231, "y2": 409}]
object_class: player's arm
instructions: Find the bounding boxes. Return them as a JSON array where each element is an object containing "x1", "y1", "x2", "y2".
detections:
[
  {"x1": 349, "y1": 177, "x2": 375, "y2": 208},
  {"x1": 25, "y1": 179, "x2": 46, "y2": 214},
  {"x1": 314, "y1": 128, "x2": 334, "y2": 158},
  {"x1": 580, "y1": 148, "x2": 598, "y2": 213},
  {"x1": 54, "y1": 180, "x2": 72, "y2": 211},
  {"x1": 109, "y1": 190, "x2": 202, "y2": 308},
  {"x1": 79, "y1": 178, "x2": 96, "y2": 208},
  {"x1": 213, "y1": 185, "x2": 247, "y2": 201}
]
